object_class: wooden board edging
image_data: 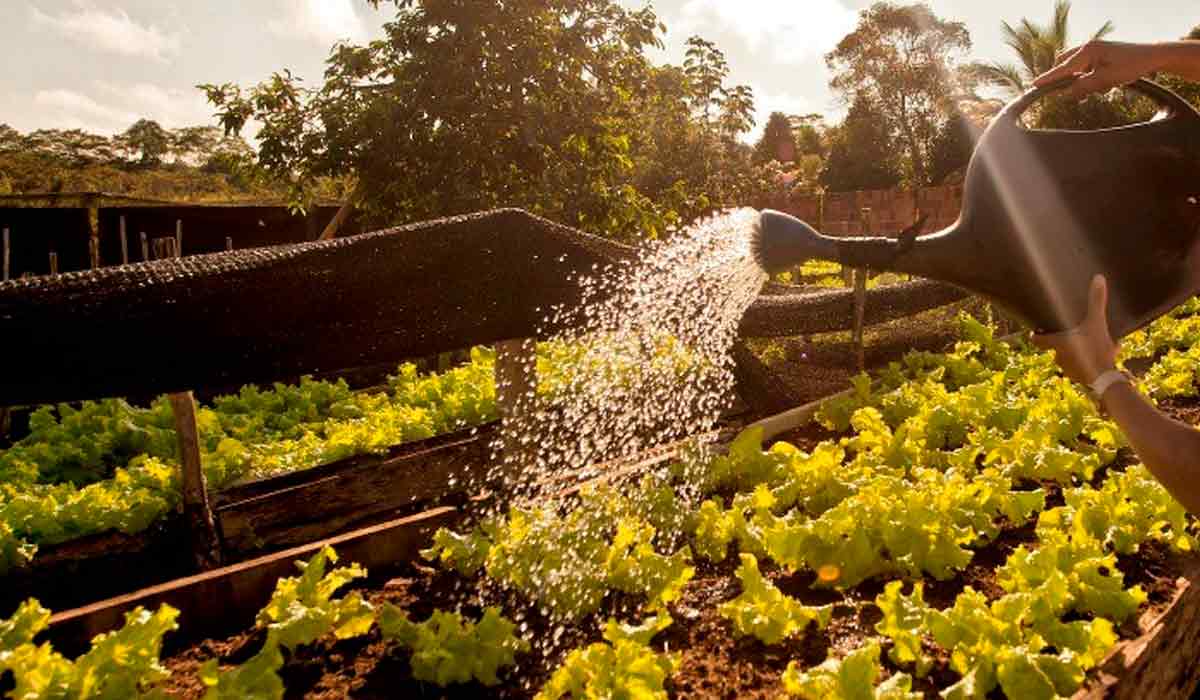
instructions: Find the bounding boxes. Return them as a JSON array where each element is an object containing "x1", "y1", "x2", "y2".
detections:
[
  {"x1": 215, "y1": 431, "x2": 489, "y2": 552},
  {"x1": 45, "y1": 506, "x2": 458, "y2": 656},
  {"x1": 1075, "y1": 553, "x2": 1200, "y2": 700}
]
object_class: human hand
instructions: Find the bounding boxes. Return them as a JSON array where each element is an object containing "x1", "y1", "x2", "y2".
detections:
[
  {"x1": 1034, "y1": 41, "x2": 1166, "y2": 99},
  {"x1": 1032, "y1": 274, "x2": 1119, "y2": 385}
]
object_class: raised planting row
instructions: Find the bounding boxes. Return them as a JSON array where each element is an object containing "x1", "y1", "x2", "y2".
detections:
[
  {"x1": 0, "y1": 335, "x2": 708, "y2": 577},
  {"x1": 6, "y1": 311, "x2": 1198, "y2": 699},
  {"x1": 0, "y1": 349, "x2": 504, "y2": 575}
]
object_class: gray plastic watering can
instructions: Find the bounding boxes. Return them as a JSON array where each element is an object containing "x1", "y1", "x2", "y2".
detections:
[{"x1": 754, "y1": 78, "x2": 1200, "y2": 338}]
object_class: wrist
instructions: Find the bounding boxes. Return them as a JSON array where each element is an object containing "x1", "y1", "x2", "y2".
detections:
[
  {"x1": 1096, "y1": 373, "x2": 1138, "y2": 414},
  {"x1": 1089, "y1": 368, "x2": 1132, "y2": 404}
]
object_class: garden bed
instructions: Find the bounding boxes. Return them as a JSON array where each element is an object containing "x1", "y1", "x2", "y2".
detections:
[{"x1": 31, "y1": 314, "x2": 1189, "y2": 700}]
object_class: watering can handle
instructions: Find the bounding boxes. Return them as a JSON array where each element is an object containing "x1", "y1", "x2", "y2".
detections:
[{"x1": 1005, "y1": 77, "x2": 1200, "y2": 126}]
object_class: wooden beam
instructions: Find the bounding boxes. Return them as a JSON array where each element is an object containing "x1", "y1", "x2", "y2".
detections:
[
  {"x1": 318, "y1": 200, "x2": 354, "y2": 241},
  {"x1": 1075, "y1": 554, "x2": 1200, "y2": 699},
  {"x1": 215, "y1": 429, "x2": 490, "y2": 552},
  {"x1": 119, "y1": 216, "x2": 128, "y2": 265},
  {"x1": 167, "y1": 392, "x2": 221, "y2": 570},
  {"x1": 46, "y1": 506, "x2": 458, "y2": 656},
  {"x1": 853, "y1": 207, "x2": 871, "y2": 372},
  {"x1": 2, "y1": 227, "x2": 9, "y2": 282},
  {"x1": 86, "y1": 193, "x2": 100, "y2": 268},
  {"x1": 853, "y1": 268, "x2": 868, "y2": 372},
  {"x1": 494, "y1": 338, "x2": 538, "y2": 473}
]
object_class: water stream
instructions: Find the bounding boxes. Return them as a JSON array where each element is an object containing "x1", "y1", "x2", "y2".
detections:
[{"x1": 488, "y1": 207, "x2": 768, "y2": 500}]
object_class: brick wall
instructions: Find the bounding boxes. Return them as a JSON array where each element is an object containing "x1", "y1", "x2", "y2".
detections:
[{"x1": 781, "y1": 184, "x2": 963, "y2": 237}]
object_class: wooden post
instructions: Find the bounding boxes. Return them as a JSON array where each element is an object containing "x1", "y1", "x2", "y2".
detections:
[
  {"x1": 152, "y1": 237, "x2": 177, "y2": 261},
  {"x1": 2, "y1": 228, "x2": 9, "y2": 282},
  {"x1": 852, "y1": 207, "x2": 870, "y2": 372},
  {"x1": 49, "y1": 251, "x2": 58, "y2": 275},
  {"x1": 175, "y1": 220, "x2": 182, "y2": 258},
  {"x1": 119, "y1": 216, "x2": 128, "y2": 264},
  {"x1": 225, "y1": 237, "x2": 233, "y2": 252},
  {"x1": 140, "y1": 232, "x2": 149, "y2": 261},
  {"x1": 495, "y1": 339, "x2": 538, "y2": 472},
  {"x1": 167, "y1": 392, "x2": 222, "y2": 570},
  {"x1": 86, "y1": 193, "x2": 100, "y2": 269},
  {"x1": 318, "y1": 200, "x2": 354, "y2": 241}
]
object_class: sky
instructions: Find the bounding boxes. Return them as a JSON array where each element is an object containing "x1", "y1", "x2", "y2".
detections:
[{"x1": 2, "y1": 1, "x2": 1196, "y2": 144}]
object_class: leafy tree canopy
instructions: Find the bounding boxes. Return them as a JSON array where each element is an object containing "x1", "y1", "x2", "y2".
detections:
[
  {"x1": 0, "y1": 122, "x2": 272, "y2": 201},
  {"x1": 820, "y1": 94, "x2": 902, "y2": 192},
  {"x1": 826, "y1": 2, "x2": 972, "y2": 186},
  {"x1": 201, "y1": 0, "x2": 765, "y2": 240},
  {"x1": 753, "y1": 112, "x2": 797, "y2": 165}
]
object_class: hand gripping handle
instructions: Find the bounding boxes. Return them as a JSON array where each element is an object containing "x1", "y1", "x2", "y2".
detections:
[{"x1": 1002, "y1": 77, "x2": 1200, "y2": 128}]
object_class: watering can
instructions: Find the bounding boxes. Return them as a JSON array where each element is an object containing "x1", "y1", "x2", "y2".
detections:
[{"x1": 754, "y1": 78, "x2": 1200, "y2": 338}]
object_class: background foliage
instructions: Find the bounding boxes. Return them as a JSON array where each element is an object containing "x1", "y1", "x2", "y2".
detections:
[
  {"x1": 0, "y1": 122, "x2": 280, "y2": 202},
  {"x1": 6, "y1": 2, "x2": 1200, "y2": 239}
]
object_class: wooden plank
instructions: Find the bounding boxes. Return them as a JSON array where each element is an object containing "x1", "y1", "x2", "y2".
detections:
[
  {"x1": 213, "y1": 423, "x2": 496, "y2": 506},
  {"x1": 215, "y1": 430, "x2": 490, "y2": 552},
  {"x1": 119, "y1": 216, "x2": 128, "y2": 265},
  {"x1": 495, "y1": 338, "x2": 537, "y2": 470},
  {"x1": 168, "y1": 392, "x2": 221, "y2": 569},
  {"x1": 1075, "y1": 554, "x2": 1200, "y2": 700},
  {"x1": 852, "y1": 267, "x2": 868, "y2": 371},
  {"x1": 318, "y1": 199, "x2": 354, "y2": 241},
  {"x1": 46, "y1": 506, "x2": 458, "y2": 656}
]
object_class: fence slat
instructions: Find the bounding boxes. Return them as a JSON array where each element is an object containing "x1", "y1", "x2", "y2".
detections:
[{"x1": 119, "y1": 217, "x2": 128, "y2": 265}]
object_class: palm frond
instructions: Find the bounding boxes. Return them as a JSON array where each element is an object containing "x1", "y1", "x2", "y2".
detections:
[
  {"x1": 1052, "y1": 0, "x2": 1072, "y2": 48},
  {"x1": 1092, "y1": 20, "x2": 1115, "y2": 41},
  {"x1": 971, "y1": 61, "x2": 1027, "y2": 97}
]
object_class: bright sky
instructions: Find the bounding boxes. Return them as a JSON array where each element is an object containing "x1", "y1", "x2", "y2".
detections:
[{"x1": 3, "y1": 1, "x2": 1196, "y2": 143}]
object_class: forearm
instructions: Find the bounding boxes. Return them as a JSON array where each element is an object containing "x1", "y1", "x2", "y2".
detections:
[
  {"x1": 1151, "y1": 41, "x2": 1200, "y2": 82},
  {"x1": 1101, "y1": 382, "x2": 1200, "y2": 514}
]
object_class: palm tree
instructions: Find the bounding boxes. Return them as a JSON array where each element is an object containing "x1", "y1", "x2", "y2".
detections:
[{"x1": 972, "y1": 1, "x2": 1114, "y2": 97}]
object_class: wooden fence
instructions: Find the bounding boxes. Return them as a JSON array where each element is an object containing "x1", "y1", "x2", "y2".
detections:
[{"x1": 0, "y1": 194, "x2": 358, "y2": 279}]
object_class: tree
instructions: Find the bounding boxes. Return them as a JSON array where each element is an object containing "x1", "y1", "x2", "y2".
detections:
[
  {"x1": 681, "y1": 35, "x2": 757, "y2": 207},
  {"x1": 926, "y1": 114, "x2": 979, "y2": 185},
  {"x1": 202, "y1": 0, "x2": 686, "y2": 240},
  {"x1": 966, "y1": 2, "x2": 1139, "y2": 130},
  {"x1": 753, "y1": 112, "x2": 797, "y2": 165},
  {"x1": 826, "y1": 3, "x2": 971, "y2": 186},
  {"x1": 118, "y1": 119, "x2": 172, "y2": 167},
  {"x1": 820, "y1": 94, "x2": 902, "y2": 192},
  {"x1": 971, "y1": 1, "x2": 1112, "y2": 97}
]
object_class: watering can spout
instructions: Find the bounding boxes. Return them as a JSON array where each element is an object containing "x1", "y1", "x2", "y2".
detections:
[
  {"x1": 751, "y1": 210, "x2": 837, "y2": 274},
  {"x1": 753, "y1": 209, "x2": 954, "y2": 280}
]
